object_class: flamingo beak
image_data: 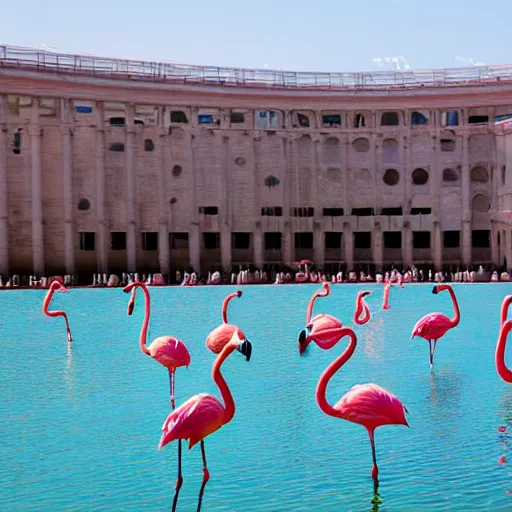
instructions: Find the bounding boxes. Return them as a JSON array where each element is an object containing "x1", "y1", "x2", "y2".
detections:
[
  {"x1": 237, "y1": 339, "x2": 252, "y2": 361},
  {"x1": 361, "y1": 291, "x2": 371, "y2": 298},
  {"x1": 432, "y1": 286, "x2": 439, "y2": 295},
  {"x1": 298, "y1": 326, "x2": 312, "y2": 355}
]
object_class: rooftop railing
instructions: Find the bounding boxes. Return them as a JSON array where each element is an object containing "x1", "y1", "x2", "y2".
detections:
[{"x1": 1, "y1": 45, "x2": 512, "y2": 91}]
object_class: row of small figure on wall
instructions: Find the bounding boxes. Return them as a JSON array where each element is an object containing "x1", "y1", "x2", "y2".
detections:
[{"x1": 2, "y1": 263, "x2": 510, "y2": 290}]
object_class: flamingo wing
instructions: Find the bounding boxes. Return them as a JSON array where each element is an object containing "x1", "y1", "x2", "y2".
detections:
[
  {"x1": 335, "y1": 383, "x2": 409, "y2": 429},
  {"x1": 411, "y1": 313, "x2": 453, "y2": 340},
  {"x1": 159, "y1": 393, "x2": 226, "y2": 449}
]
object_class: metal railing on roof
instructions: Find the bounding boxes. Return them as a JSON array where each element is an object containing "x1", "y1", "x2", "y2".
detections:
[{"x1": 1, "y1": 45, "x2": 512, "y2": 91}]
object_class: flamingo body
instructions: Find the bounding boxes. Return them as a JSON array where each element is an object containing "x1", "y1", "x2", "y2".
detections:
[
  {"x1": 306, "y1": 314, "x2": 343, "y2": 347},
  {"x1": 159, "y1": 393, "x2": 226, "y2": 450},
  {"x1": 148, "y1": 336, "x2": 191, "y2": 370},
  {"x1": 411, "y1": 312, "x2": 453, "y2": 341},
  {"x1": 334, "y1": 383, "x2": 409, "y2": 431}
]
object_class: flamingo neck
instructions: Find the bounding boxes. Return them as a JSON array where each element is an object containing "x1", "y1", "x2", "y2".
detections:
[
  {"x1": 445, "y1": 286, "x2": 460, "y2": 327},
  {"x1": 354, "y1": 293, "x2": 369, "y2": 325},
  {"x1": 43, "y1": 287, "x2": 56, "y2": 316},
  {"x1": 306, "y1": 283, "x2": 330, "y2": 323},
  {"x1": 315, "y1": 328, "x2": 357, "y2": 418},
  {"x1": 212, "y1": 342, "x2": 237, "y2": 425},
  {"x1": 496, "y1": 320, "x2": 512, "y2": 383},
  {"x1": 222, "y1": 292, "x2": 238, "y2": 324},
  {"x1": 138, "y1": 284, "x2": 151, "y2": 355},
  {"x1": 501, "y1": 296, "x2": 512, "y2": 326}
]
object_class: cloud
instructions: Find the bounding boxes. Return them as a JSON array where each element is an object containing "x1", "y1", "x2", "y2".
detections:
[
  {"x1": 372, "y1": 56, "x2": 411, "y2": 71},
  {"x1": 455, "y1": 56, "x2": 485, "y2": 66}
]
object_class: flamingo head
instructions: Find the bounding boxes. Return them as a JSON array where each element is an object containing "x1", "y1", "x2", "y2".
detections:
[
  {"x1": 360, "y1": 291, "x2": 371, "y2": 298},
  {"x1": 297, "y1": 324, "x2": 313, "y2": 355},
  {"x1": 432, "y1": 285, "x2": 439, "y2": 295},
  {"x1": 230, "y1": 329, "x2": 252, "y2": 362},
  {"x1": 51, "y1": 281, "x2": 68, "y2": 293}
]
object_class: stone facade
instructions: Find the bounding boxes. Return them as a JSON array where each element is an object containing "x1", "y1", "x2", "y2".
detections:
[{"x1": 0, "y1": 48, "x2": 511, "y2": 277}]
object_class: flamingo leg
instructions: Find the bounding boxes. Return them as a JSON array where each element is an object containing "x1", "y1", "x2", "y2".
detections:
[
  {"x1": 369, "y1": 429, "x2": 379, "y2": 483},
  {"x1": 65, "y1": 317, "x2": 72, "y2": 343},
  {"x1": 171, "y1": 439, "x2": 183, "y2": 512},
  {"x1": 169, "y1": 369, "x2": 176, "y2": 410},
  {"x1": 196, "y1": 440, "x2": 210, "y2": 512},
  {"x1": 428, "y1": 340, "x2": 434, "y2": 368}
]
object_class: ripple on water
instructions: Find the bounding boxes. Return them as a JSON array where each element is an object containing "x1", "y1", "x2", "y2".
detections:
[{"x1": 2, "y1": 283, "x2": 512, "y2": 510}]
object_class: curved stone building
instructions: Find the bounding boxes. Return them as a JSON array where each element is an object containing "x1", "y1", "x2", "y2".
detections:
[{"x1": 1, "y1": 44, "x2": 512, "y2": 278}]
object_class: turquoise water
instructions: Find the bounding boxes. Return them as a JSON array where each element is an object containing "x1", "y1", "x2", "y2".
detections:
[{"x1": 2, "y1": 283, "x2": 512, "y2": 511}]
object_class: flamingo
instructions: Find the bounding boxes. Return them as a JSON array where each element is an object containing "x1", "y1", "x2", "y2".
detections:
[
  {"x1": 382, "y1": 281, "x2": 391, "y2": 310},
  {"x1": 205, "y1": 290, "x2": 251, "y2": 357},
  {"x1": 305, "y1": 326, "x2": 409, "y2": 483},
  {"x1": 298, "y1": 283, "x2": 371, "y2": 354},
  {"x1": 496, "y1": 295, "x2": 512, "y2": 382},
  {"x1": 411, "y1": 284, "x2": 460, "y2": 368},
  {"x1": 158, "y1": 330, "x2": 252, "y2": 512},
  {"x1": 43, "y1": 280, "x2": 72, "y2": 342},
  {"x1": 123, "y1": 282, "x2": 191, "y2": 512}
]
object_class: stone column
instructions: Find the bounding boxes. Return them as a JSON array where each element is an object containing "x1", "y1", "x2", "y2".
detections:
[
  {"x1": 282, "y1": 136, "x2": 293, "y2": 263},
  {"x1": 491, "y1": 221, "x2": 499, "y2": 266},
  {"x1": 95, "y1": 102, "x2": 108, "y2": 273},
  {"x1": 220, "y1": 135, "x2": 232, "y2": 273},
  {"x1": 283, "y1": 221, "x2": 293, "y2": 264},
  {"x1": 125, "y1": 104, "x2": 137, "y2": 272},
  {"x1": 373, "y1": 222, "x2": 383, "y2": 270},
  {"x1": 433, "y1": 221, "x2": 442, "y2": 270},
  {"x1": 402, "y1": 221, "x2": 413, "y2": 267},
  {"x1": 344, "y1": 222, "x2": 354, "y2": 270},
  {"x1": 432, "y1": 128, "x2": 442, "y2": 270},
  {"x1": 253, "y1": 222, "x2": 264, "y2": 268},
  {"x1": 157, "y1": 118, "x2": 169, "y2": 277},
  {"x1": 188, "y1": 133, "x2": 200, "y2": 273},
  {"x1": 0, "y1": 97, "x2": 9, "y2": 275},
  {"x1": 506, "y1": 228, "x2": 512, "y2": 270},
  {"x1": 461, "y1": 132, "x2": 472, "y2": 266},
  {"x1": 60, "y1": 100, "x2": 75, "y2": 274},
  {"x1": 30, "y1": 104, "x2": 44, "y2": 275},
  {"x1": 314, "y1": 221, "x2": 325, "y2": 267}
]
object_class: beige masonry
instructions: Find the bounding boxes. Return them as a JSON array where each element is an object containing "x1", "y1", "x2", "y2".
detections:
[{"x1": 0, "y1": 47, "x2": 511, "y2": 276}]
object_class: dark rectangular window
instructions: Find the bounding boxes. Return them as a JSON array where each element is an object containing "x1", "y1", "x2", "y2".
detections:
[
  {"x1": 443, "y1": 231, "x2": 460, "y2": 248},
  {"x1": 351, "y1": 208, "x2": 374, "y2": 216},
  {"x1": 199, "y1": 206, "x2": 219, "y2": 215},
  {"x1": 79, "y1": 232, "x2": 96, "y2": 251},
  {"x1": 472, "y1": 230, "x2": 490, "y2": 248},
  {"x1": 230, "y1": 112, "x2": 245, "y2": 123},
  {"x1": 170, "y1": 110, "x2": 188, "y2": 123},
  {"x1": 261, "y1": 207, "x2": 283, "y2": 216},
  {"x1": 109, "y1": 142, "x2": 125, "y2": 152},
  {"x1": 110, "y1": 232, "x2": 126, "y2": 251},
  {"x1": 264, "y1": 232, "x2": 282, "y2": 250},
  {"x1": 322, "y1": 114, "x2": 341, "y2": 126},
  {"x1": 169, "y1": 232, "x2": 189, "y2": 249},
  {"x1": 142, "y1": 232, "x2": 158, "y2": 251},
  {"x1": 440, "y1": 139, "x2": 455, "y2": 151},
  {"x1": 297, "y1": 113, "x2": 310, "y2": 127},
  {"x1": 291, "y1": 207, "x2": 314, "y2": 217},
  {"x1": 295, "y1": 232, "x2": 313, "y2": 249},
  {"x1": 203, "y1": 232, "x2": 220, "y2": 249},
  {"x1": 354, "y1": 232, "x2": 371, "y2": 249},
  {"x1": 413, "y1": 231, "x2": 431, "y2": 249},
  {"x1": 109, "y1": 117, "x2": 125, "y2": 126},
  {"x1": 381, "y1": 207, "x2": 403, "y2": 216},
  {"x1": 232, "y1": 232, "x2": 251, "y2": 250},
  {"x1": 325, "y1": 232, "x2": 342, "y2": 249},
  {"x1": 411, "y1": 207, "x2": 431, "y2": 215},
  {"x1": 468, "y1": 115, "x2": 489, "y2": 124},
  {"x1": 383, "y1": 232, "x2": 401, "y2": 249},
  {"x1": 323, "y1": 208, "x2": 344, "y2": 216}
]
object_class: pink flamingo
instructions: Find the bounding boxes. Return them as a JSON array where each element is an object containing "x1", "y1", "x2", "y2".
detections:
[
  {"x1": 411, "y1": 284, "x2": 460, "y2": 368},
  {"x1": 298, "y1": 283, "x2": 371, "y2": 354},
  {"x1": 496, "y1": 295, "x2": 512, "y2": 382},
  {"x1": 382, "y1": 281, "x2": 391, "y2": 310},
  {"x1": 123, "y1": 282, "x2": 191, "y2": 512},
  {"x1": 354, "y1": 290, "x2": 371, "y2": 325},
  {"x1": 309, "y1": 326, "x2": 409, "y2": 483},
  {"x1": 159, "y1": 330, "x2": 252, "y2": 512},
  {"x1": 43, "y1": 280, "x2": 72, "y2": 342},
  {"x1": 206, "y1": 290, "x2": 250, "y2": 358}
]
